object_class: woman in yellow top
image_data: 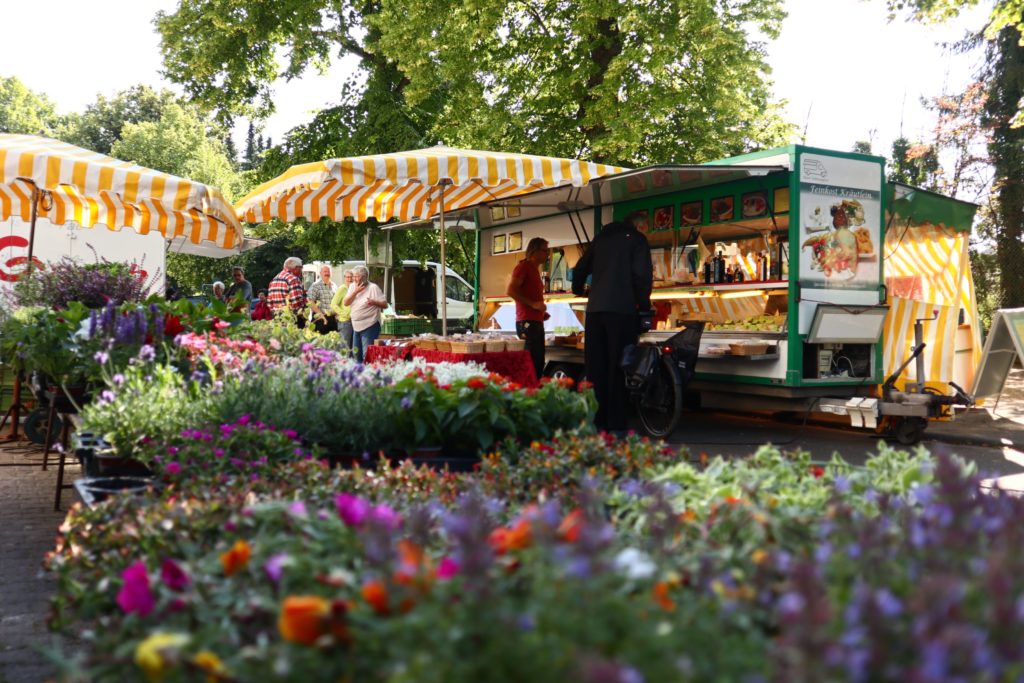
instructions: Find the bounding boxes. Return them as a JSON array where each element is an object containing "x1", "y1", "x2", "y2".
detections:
[{"x1": 330, "y1": 269, "x2": 355, "y2": 348}]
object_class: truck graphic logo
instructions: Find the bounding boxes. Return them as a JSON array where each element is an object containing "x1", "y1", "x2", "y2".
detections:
[{"x1": 802, "y1": 158, "x2": 829, "y2": 181}]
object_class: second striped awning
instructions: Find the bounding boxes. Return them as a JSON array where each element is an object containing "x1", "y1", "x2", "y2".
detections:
[{"x1": 235, "y1": 145, "x2": 625, "y2": 224}]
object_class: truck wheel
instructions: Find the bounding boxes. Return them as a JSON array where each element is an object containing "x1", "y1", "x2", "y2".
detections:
[
  {"x1": 24, "y1": 408, "x2": 60, "y2": 445},
  {"x1": 893, "y1": 417, "x2": 928, "y2": 446}
]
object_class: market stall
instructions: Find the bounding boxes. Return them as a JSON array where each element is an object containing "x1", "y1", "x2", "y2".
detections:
[{"x1": 468, "y1": 145, "x2": 980, "y2": 442}]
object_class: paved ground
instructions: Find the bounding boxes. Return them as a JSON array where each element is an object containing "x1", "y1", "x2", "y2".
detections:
[
  {"x1": 0, "y1": 439, "x2": 76, "y2": 683},
  {"x1": 2, "y1": 369, "x2": 1023, "y2": 682}
]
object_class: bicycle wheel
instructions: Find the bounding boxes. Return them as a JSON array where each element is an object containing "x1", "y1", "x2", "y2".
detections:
[{"x1": 635, "y1": 356, "x2": 682, "y2": 438}]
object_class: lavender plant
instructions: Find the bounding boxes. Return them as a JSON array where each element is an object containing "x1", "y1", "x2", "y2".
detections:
[{"x1": 13, "y1": 253, "x2": 158, "y2": 310}]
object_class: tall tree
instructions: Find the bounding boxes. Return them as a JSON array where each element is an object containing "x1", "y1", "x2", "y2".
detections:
[
  {"x1": 157, "y1": 0, "x2": 793, "y2": 167},
  {"x1": 60, "y1": 85, "x2": 179, "y2": 154},
  {"x1": 243, "y1": 122, "x2": 257, "y2": 170},
  {"x1": 371, "y1": 0, "x2": 793, "y2": 165},
  {"x1": 984, "y1": 26, "x2": 1024, "y2": 308},
  {"x1": 111, "y1": 103, "x2": 250, "y2": 293},
  {"x1": 886, "y1": 0, "x2": 1024, "y2": 308},
  {"x1": 0, "y1": 75, "x2": 60, "y2": 135}
]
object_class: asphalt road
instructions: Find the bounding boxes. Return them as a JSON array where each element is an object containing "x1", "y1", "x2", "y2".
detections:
[{"x1": 657, "y1": 410, "x2": 1024, "y2": 480}]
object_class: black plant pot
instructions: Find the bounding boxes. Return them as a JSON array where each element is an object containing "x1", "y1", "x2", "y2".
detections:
[
  {"x1": 397, "y1": 446, "x2": 481, "y2": 473},
  {"x1": 73, "y1": 476, "x2": 158, "y2": 509},
  {"x1": 72, "y1": 433, "x2": 153, "y2": 478}
]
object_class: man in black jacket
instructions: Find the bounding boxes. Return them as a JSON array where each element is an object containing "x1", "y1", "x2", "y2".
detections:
[{"x1": 572, "y1": 210, "x2": 654, "y2": 434}]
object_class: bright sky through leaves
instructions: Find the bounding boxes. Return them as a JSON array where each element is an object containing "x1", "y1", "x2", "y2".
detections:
[{"x1": 0, "y1": 0, "x2": 992, "y2": 160}]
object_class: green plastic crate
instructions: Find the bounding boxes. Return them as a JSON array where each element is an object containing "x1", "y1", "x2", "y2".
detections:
[{"x1": 381, "y1": 317, "x2": 433, "y2": 336}]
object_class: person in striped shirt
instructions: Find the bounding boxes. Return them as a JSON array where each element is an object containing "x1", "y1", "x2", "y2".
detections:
[{"x1": 268, "y1": 256, "x2": 307, "y2": 328}]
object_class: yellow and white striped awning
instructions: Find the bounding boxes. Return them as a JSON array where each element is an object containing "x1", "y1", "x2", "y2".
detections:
[
  {"x1": 235, "y1": 145, "x2": 624, "y2": 224},
  {"x1": 0, "y1": 134, "x2": 242, "y2": 251}
]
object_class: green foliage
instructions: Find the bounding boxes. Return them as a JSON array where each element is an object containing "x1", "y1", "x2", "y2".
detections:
[
  {"x1": 58, "y1": 85, "x2": 180, "y2": 155},
  {"x1": 0, "y1": 75, "x2": 60, "y2": 135},
  {"x1": 111, "y1": 102, "x2": 246, "y2": 201},
  {"x1": 81, "y1": 360, "x2": 214, "y2": 458},
  {"x1": 371, "y1": 0, "x2": 794, "y2": 165},
  {"x1": 155, "y1": 0, "x2": 370, "y2": 122}
]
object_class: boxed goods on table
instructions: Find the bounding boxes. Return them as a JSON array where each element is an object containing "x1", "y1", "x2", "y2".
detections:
[
  {"x1": 728, "y1": 342, "x2": 771, "y2": 356},
  {"x1": 505, "y1": 338, "x2": 527, "y2": 352},
  {"x1": 483, "y1": 338, "x2": 506, "y2": 352},
  {"x1": 381, "y1": 316, "x2": 433, "y2": 336}
]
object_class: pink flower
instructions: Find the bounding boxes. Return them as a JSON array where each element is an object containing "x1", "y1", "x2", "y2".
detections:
[
  {"x1": 334, "y1": 493, "x2": 370, "y2": 527},
  {"x1": 116, "y1": 561, "x2": 155, "y2": 616},
  {"x1": 237, "y1": 415, "x2": 251, "y2": 426},
  {"x1": 264, "y1": 553, "x2": 288, "y2": 583},
  {"x1": 288, "y1": 501, "x2": 308, "y2": 518},
  {"x1": 436, "y1": 556, "x2": 460, "y2": 580},
  {"x1": 164, "y1": 461, "x2": 181, "y2": 475},
  {"x1": 370, "y1": 504, "x2": 402, "y2": 530},
  {"x1": 160, "y1": 558, "x2": 190, "y2": 592}
]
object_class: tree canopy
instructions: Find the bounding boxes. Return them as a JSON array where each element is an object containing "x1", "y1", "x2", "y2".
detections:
[
  {"x1": 0, "y1": 75, "x2": 60, "y2": 135},
  {"x1": 157, "y1": 0, "x2": 794, "y2": 167},
  {"x1": 59, "y1": 85, "x2": 180, "y2": 155}
]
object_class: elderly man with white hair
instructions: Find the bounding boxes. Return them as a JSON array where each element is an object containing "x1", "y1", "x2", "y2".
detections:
[
  {"x1": 342, "y1": 265, "x2": 387, "y2": 361},
  {"x1": 267, "y1": 256, "x2": 308, "y2": 328}
]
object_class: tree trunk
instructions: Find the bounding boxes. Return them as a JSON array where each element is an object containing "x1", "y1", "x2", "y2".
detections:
[
  {"x1": 575, "y1": 17, "x2": 623, "y2": 164},
  {"x1": 987, "y1": 26, "x2": 1024, "y2": 308}
]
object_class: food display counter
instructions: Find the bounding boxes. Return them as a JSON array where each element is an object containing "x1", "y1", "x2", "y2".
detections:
[{"x1": 465, "y1": 145, "x2": 981, "y2": 442}]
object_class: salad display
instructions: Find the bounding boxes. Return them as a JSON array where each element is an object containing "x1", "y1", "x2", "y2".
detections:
[{"x1": 801, "y1": 199, "x2": 872, "y2": 279}]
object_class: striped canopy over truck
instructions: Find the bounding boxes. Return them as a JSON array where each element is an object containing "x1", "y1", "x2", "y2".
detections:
[
  {"x1": 882, "y1": 184, "x2": 981, "y2": 394},
  {"x1": 234, "y1": 145, "x2": 624, "y2": 224},
  {"x1": 0, "y1": 134, "x2": 243, "y2": 254}
]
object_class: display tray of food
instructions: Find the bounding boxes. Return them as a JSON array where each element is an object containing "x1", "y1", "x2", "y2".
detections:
[
  {"x1": 553, "y1": 334, "x2": 582, "y2": 347},
  {"x1": 700, "y1": 342, "x2": 779, "y2": 360},
  {"x1": 704, "y1": 314, "x2": 787, "y2": 334}
]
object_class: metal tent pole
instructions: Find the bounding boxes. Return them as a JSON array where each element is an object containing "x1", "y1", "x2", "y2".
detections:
[{"x1": 439, "y1": 180, "x2": 452, "y2": 336}]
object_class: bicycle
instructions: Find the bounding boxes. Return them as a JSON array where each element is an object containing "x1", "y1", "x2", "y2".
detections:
[{"x1": 622, "y1": 322, "x2": 705, "y2": 438}]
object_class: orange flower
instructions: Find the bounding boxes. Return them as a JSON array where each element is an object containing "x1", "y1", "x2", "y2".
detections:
[
  {"x1": 558, "y1": 509, "x2": 585, "y2": 543},
  {"x1": 362, "y1": 579, "x2": 391, "y2": 615},
  {"x1": 652, "y1": 581, "x2": 676, "y2": 612},
  {"x1": 220, "y1": 539, "x2": 251, "y2": 576},
  {"x1": 489, "y1": 516, "x2": 533, "y2": 555},
  {"x1": 395, "y1": 540, "x2": 432, "y2": 586},
  {"x1": 278, "y1": 595, "x2": 330, "y2": 645}
]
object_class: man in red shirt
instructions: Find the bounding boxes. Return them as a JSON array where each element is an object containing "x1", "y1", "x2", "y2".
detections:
[
  {"x1": 267, "y1": 256, "x2": 308, "y2": 328},
  {"x1": 506, "y1": 237, "x2": 550, "y2": 379}
]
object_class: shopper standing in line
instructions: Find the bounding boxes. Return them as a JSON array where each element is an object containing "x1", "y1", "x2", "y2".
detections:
[{"x1": 571, "y1": 210, "x2": 653, "y2": 435}]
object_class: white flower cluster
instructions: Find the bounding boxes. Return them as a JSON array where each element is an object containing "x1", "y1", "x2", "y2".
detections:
[{"x1": 362, "y1": 357, "x2": 489, "y2": 385}]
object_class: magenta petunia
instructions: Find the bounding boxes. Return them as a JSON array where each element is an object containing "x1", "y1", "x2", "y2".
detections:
[
  {"x1": 334, "y1": 493, "x2": 370, "y2": 527},
  {"x1": 164, "y1": 461, "x2": 181, "y2": 475},
  {"x1": 116, "y1": 561, "x2": 155, "y2": 616},
  {"x1": 160, "y1": 558, "x2": 190, "y2": 592},
  {"x1": 437, "y1": 556, "x2": 460, "y2": 580}
]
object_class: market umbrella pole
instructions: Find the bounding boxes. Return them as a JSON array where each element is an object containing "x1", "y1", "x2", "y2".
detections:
[
  {"x1": 439, "y1": 179, "x2": 451, "y2": 336},
  {"x1": 1, "y1": 182, "x2": 42, "y2": 442}
]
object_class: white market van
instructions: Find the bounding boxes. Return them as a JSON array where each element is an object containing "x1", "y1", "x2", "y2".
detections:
[{"x1": 302, "y1": 260, "x2": 475, "y2": 323}]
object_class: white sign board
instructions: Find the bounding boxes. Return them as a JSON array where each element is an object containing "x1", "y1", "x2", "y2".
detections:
[{"x1": 972, "y1": 308, "x2": 1024, "y2": 400}]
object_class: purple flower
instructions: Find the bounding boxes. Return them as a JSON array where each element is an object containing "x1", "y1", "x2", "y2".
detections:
[
  {"x1": 237, "y1": 415, "x2": 251, "y2": 426},
  {"x1": 284, "y1": 429, "x2": 298, "y2": 440},
  {"x1": 100, "y1": 390, "x2": 116, "y2": 403},
  {"x1": 164, "y1": 461, "x2": 181, "y2": 475},
  {"x1": 370, "y1": 503, "x2": 402, "y2": 530},
  {"x1": 160, "y1": 558, "x2": 190, "y2": 592},
  {"x1": 335, "y1": 493, "x2": 370, "y2": 527},
  {"x1": 288, "y1": 501, "x2": 308, "y2": 518},
  {"x1": 116, "y1": 561, "x2": 154, "y2": 616},
  {"x1": 778, "y1": 592, "x2": 805, "y2": 616},
  {"x1": 401, "y1": 395, "x2": 413, "y2": 410},
  {"x1": 264, "y1": 553, "x2": 288, "y2": 583},
  {"x1": 93, "y1": 350, "x2": 109, "y2": 364}
]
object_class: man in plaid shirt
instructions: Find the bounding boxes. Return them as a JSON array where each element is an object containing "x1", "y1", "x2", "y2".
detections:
[{"x1": 268, "y1": 256, "x2": 308, "y2": 328}]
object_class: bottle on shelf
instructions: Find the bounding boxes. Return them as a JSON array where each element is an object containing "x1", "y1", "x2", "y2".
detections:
[
  {"x1": 703, "y1": 257, "x2": 712, "y2": 284},
  {"x1": 734, "y1": 260, "x2": 745, "y2": 283},
  {"x1": 714, "y1": 250, "x2": 725, "y2": 283},
  {"x1": 724, "y1": 264, "x2": 733, "y2": 283}
]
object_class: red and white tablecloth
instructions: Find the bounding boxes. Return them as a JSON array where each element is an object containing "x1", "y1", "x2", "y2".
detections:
[{"x1": 364, "y1": 346, "x2": 538, "y2": 387}]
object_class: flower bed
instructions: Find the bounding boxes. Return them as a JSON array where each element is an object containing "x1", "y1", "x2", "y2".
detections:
[{"x1": 46, "y1": 438, "x2": 1024, "y2": 682}]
